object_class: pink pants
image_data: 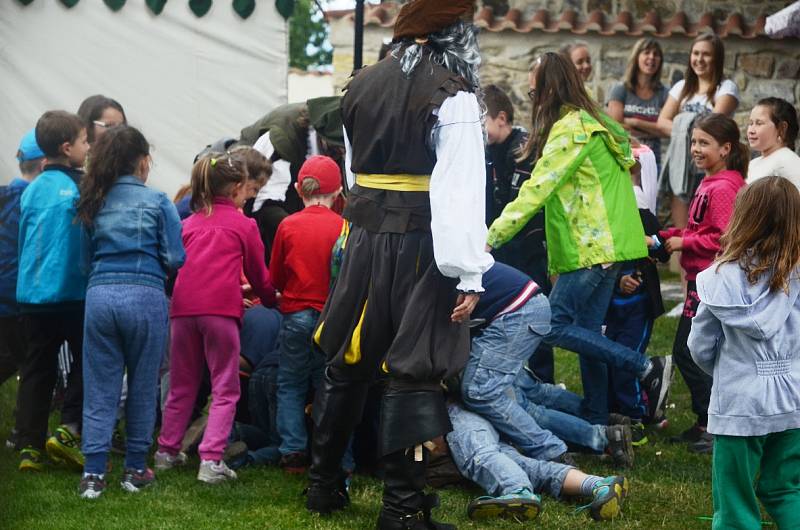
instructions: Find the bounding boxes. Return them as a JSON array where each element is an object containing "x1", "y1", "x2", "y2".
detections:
[{"x1": 158, "y1": 315, "x2": 240, "y2": 461}]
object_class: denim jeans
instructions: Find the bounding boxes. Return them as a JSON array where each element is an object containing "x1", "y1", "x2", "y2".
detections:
[
  {"x1": 514, "y1": 369, "x2": 608, "y2": 452},
  {"x1": 82, "y1": 284, "x2": 168, "y2": 473},
  {"x1": 446, "y1": 403, "x2": 571, "y2": 499},
  {"x1": 244, "y1": 362, "x2": 281, "y2": 465},
  {"x1": 461, "y1": 295, "x2": 565, "y2": 461},
  {"x1": 545, "y1": 265, "x2": 649, "y2": 424},
  {"x1": 276, "y1": 309, "x2": 324, "y2": 455}
]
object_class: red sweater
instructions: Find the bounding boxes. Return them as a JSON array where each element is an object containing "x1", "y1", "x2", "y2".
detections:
[
  {"x1": 660, "y1": 169, "x2": 745, "y2": 280},
  {"x1": 270, "y1": 205, "x2": 343, "y2": 314},
  {"x1": 172, "y1": 197, "x2": 276, "y2": 320}
]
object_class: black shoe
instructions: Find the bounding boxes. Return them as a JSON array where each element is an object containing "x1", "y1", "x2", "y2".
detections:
[
  {"x1": 376, "y1": 494, "x2": 456, "y2": 530},
  {"x1": 688, "y1": 431, "x2": 714, "y2": 454},
  {"x1": 605, "y1": 424, "x2": 634, "y2": 468},
  {"x1": 551, "y1": 452, "x2": 577, "y2": 467},
  {"x1": 669, "y1": 423, "x2": 706, "y2": 444},
  {"x1": 641, "y1": 355, "x2": 673, "y2": 421},
  {"x1": 630, "y1": 421, "x2": 649, "y2": 447},
  {"x1": 607, "y1": 413, "x2": 631, "y2": 427},
  {"x1": 280, "y1": 452, "x2": 309, "y2": 475},
  {"x1": 306, "y1": 482, "x2": 350, "y2": 514}
]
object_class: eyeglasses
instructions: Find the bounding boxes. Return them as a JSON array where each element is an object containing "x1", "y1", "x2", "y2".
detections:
[
  {"x1": 93, "y1": 120, "x2": 122, "y2": 129},
  {"x1": 527, "y1": 88, "x2": 537, "y2": 100}
]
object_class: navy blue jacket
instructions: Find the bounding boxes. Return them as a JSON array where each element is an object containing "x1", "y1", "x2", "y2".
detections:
[{"x1": 0, "y1": 178, "x2": 29, "y2": 316}]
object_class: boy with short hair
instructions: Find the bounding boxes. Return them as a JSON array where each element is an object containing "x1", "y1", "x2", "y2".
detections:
[
  {"x1": 0, "y1": 131, "x2": 45, "y2": 397},
  {"x1": 270, "y1": 155, "x2": 343, "y2": 474},
  {"x1": 15, "y1": 110, "x2": 90, "y2": 471}
]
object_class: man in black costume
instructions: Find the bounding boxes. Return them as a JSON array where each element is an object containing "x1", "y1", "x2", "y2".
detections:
[{"x1": 305, "y1": 1, "x2": 493, "y2": 528}]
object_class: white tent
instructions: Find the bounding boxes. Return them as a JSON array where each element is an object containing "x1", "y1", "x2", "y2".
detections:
[{"x1": 0, "y1": 0, "x2": 289, "y2": 198}]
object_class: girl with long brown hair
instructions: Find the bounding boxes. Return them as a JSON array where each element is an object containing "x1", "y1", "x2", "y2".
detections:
[
  {"x1": 659, "y1": 113, "x2": 747, "y2": 453},
  {"x1": 488, "y1": 51, "x2": 673, "y2": 429},
  {"x1": 75, "y1": 125, "x2": 185, "y2": 498},
  {"x1": 688, "y1": 176, "x2": 800, "y2": 528}
]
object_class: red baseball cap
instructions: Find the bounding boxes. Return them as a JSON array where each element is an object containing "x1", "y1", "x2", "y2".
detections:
[{"x1": 297, "y1": 155, "x2": 342, "y2": 195}]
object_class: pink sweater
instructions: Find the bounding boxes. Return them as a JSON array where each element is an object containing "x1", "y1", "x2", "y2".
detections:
[
  {"x1": 171, "y1": 197, "x2": 276, "y2": 320},
  {"x1": 660, "y1": 169, "x2": 745, "y2": 281}
]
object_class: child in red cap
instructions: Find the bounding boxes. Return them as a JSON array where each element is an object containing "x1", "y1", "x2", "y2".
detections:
[{"x1": 269, "y1": 155, "x2": 344, "y2": 473}]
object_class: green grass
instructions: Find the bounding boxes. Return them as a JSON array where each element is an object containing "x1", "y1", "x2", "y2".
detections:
[{"x1": 0, "y1": 316, "x2": 722, "y2": 529}]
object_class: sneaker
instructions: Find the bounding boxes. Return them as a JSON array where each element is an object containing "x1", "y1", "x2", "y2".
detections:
[
  {"x1": 688, "y1": 431, "x2": 714, "y2": 454},
  {"x1": 631, "y1": 422, "x2": 649, "y2": 447},
  {"x1": 279, "y1": 451, "x2": 309, "y2": 474},
  {"x1": 669, "y1": 423, "x2": 706, "y2": 444},
  {"x1": 607, "y1": 413, "x2": 631, "y2": 427},
  {"x1": 467, "y1": 488, "x2": 542, "y2": 521},
  {"x1": 154, "y1": 450, "x2": 188, "y2": 471},
  {"x1": 641, "y1": 356, "x2": 673, "y2": 422},
  {"x1": 78, "y1": 473, "x2": 107, "y2": 499},
  {"x1": 19, "y1": 446, "x2": 45, "y2": 472},
  {"x1": 197, "y1": 459, "x2": 237, "y2": 484},
  {"x1": 577, "y1": 475, "x2": 629, "y2": 521},
  {"x1": 45, "y1": 425, "x2": 84, "y2": 471},
  {"x1": 605, "y1": 424, "x2": 634, "y2": 468},
  {"x1": 120, "y1": 467, "x2": 156, "y2": 492}
]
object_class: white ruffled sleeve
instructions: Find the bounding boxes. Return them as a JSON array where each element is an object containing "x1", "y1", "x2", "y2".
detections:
[{"x1": 430, "y1": 91, "x2": 494, "y2": 292}]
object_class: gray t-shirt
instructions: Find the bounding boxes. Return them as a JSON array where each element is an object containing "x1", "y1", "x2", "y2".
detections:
[{"x1": 607, "y1": 82, "x2": 668, "y2": 166}]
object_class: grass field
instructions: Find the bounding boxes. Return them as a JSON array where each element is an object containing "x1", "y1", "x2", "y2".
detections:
[{"x1": 0, "y1": 312, "x2": 736, "y2": 529}]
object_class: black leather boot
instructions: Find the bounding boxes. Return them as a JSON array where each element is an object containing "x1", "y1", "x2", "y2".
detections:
[
  {"x1": 376, "y1": 448, "x2": 456, "y2": 530},
  {"x1": 306, "y1": 368, "x2": 368, "y2": 514}
]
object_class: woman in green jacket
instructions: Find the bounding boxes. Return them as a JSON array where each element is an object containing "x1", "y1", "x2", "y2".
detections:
[{"x1": 487, "y1": 52, "x2": 672, "y2": 425}]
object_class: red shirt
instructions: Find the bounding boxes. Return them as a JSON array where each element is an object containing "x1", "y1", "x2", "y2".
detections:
[
  {"x1": 171, "y1": 197, "x2": 276, "y2": 321},
  {"x1": 270, "y1": 205, "x2": 343, "y2": 314},
  {"x1": 660, "y1": 169, "x2": 745, "y2": 280}
]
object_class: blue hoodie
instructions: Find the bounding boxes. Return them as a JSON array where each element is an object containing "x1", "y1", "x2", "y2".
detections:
[
  {"x1": 17, "y1": 165, "x2": 88, "y2": 309},
  {"x1": 689, "y1": 262, "x2": 800, "y2": 437}
]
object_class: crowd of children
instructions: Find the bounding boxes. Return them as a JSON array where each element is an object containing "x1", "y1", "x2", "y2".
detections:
[{"x1": 2, "y1": 21, "x2": 800, "y2": 528}]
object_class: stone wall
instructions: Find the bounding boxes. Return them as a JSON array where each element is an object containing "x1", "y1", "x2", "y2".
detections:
[{"x1": 329, "y1": 17, "x2": 800, "y2": 132}]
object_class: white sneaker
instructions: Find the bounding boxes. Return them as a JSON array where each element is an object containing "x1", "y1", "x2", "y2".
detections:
[
  {"x1": 154, "y1": 450, "x2": 187, "y2": 471},
  {"x1": 198, "y1": 459, "x2": 237, "y2": 484}
]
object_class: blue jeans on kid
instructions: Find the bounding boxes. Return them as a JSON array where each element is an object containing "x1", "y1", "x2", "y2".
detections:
[
  {"x1": 461, "y1": 294, "x2": 566, "y2": 461},
  {"x1": 82, "y1": 284, "x2": 168, "y2": 474},
  {"x1": 276, "y1": 309, "x2": 325, "y2": 456},
  {"x1": 545, "y1": 264, "x2": 649, "y2": 424},
  {"x1": 514, "y1": 369, "x2": 608, "y2": 452},
  {"x1": 446, "y1": 403, "x2": 572, "y2": 499},
  {"x1": 605, "y1": 293, "x2": 651, "y2": 420}
]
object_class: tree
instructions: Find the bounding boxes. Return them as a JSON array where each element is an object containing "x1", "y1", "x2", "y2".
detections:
[{"x1": 289, "y1": 0, "x2": 333, "y2": 69}]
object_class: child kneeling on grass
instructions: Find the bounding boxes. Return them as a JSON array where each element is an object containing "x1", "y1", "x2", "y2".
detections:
[{"x1": 688, "y1": 176, "x2": 800, "y2": 528}]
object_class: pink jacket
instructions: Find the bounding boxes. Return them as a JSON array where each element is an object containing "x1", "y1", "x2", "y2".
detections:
[
  {"x1": 660, "y1": 169, "x2": 745, "y2": 281},
  {"x1": 171, "y1": 197, "x2": 276, "y2": 320}
]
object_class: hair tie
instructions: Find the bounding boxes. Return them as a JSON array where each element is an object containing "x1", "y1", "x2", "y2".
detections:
[
  {"x1": 210, "y1": 158, "x2": 218, "y2": 167},
  {"x1": 414, "y1": 37, "x2": 429, "y2": 45}
]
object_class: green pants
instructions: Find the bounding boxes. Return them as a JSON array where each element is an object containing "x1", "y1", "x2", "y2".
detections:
[{"x1": 713, "y1": 429, "x2": 800, "y2": 529}]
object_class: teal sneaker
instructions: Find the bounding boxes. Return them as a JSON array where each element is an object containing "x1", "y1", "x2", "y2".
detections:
[
  {"x1": 46, "y1": 425, "x2": 84, "y2": 471},
  {"x1": 576, "y1": 476, "x2": 629, "y2": 521},
  {"x1": 467, "y1": 487, "x2": 542, "y2": 521}
]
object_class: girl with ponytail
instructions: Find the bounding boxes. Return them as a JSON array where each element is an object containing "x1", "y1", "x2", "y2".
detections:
[
  {"x1": 157, "y1": 153, "x2": 276, "y2": 484},
  {"x1": 76, "y1": 125, "x2": 185, "y2": 498},
  {"x1": 658, "y1": 113, "x2": 747, "y2": 452}
]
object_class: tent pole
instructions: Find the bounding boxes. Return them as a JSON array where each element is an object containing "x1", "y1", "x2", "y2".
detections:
[{"x1": 354, "y1": 0, "x2": 365, "y2": 70}]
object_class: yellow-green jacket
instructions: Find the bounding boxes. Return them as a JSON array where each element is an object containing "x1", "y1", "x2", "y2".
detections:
[{"x1": 487, "y1": 107, "x2": 647, "y2": 275}]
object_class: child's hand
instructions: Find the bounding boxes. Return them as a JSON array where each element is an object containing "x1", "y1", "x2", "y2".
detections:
[
  {"x1": 451, "y1": 293, "x2": 480, "y2": 323},
  {"x1": 645, "y1": 236, "x2": 654, "y2": 247},
  {"x1": 665, "y1": 237, "x2": 683, "y2": 253},
  {"x1": 619, "y1": 274, "x2": 641, "y2": 295},
  {"x1": 243, "y1": 298, "x2": 255, "y2": 309}
]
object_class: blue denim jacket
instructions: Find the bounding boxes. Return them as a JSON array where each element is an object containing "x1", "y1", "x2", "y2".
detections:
[{"x1": 87, "y1": 175, "x2": 185, "y2": 289}]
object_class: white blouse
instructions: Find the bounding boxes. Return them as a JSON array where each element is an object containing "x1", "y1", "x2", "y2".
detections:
[{"x1": 747, "y1": 147, "x2": 800, "y2": 189}]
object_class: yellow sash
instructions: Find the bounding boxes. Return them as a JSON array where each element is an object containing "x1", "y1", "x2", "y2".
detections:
[{"x1": 355, "y1": 173, "x2": 430, "y2": 192}]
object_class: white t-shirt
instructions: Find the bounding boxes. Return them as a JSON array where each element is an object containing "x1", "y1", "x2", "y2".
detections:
[
  {"x1": 668, "y1": 79, "x2": 739, "y2": 115},
  {"x1": 747, "y1": 147, "x2": 800, "y2": 189}
]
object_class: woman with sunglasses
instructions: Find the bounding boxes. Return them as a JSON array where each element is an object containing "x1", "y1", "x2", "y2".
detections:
[{"x1": 488, "y1": 52, "x2": 672, "y2": 427}]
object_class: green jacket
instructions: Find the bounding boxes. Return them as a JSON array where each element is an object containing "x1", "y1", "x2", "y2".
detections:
[{"x1": 487, "y1": 107, "x2": 647, "y2": 275}]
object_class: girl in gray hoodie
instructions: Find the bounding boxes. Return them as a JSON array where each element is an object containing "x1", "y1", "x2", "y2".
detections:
[{"x1": 688, "y1": 176, "x2": 800, "y2": 529}]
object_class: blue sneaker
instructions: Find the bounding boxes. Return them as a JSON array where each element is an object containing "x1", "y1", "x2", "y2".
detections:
[
  {"x1": 467, "y1": 488, "x2": 542, "y2": 521},
  {"x1": 576, "y1": 476, "x2": 629, "y2": 521}
]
